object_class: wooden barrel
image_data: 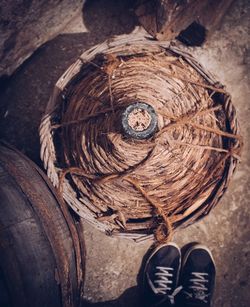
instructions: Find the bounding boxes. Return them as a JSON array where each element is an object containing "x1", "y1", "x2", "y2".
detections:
[{"x1": 0, "y1": 142, "x2": 85, "y2": 307}]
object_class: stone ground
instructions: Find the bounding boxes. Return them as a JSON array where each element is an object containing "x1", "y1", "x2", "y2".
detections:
[{"x1": 0, "y1": 0, "x2": 249, "y2": 306}]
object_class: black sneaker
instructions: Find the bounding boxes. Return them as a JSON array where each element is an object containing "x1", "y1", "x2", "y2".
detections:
[
  {"x1": 178, "y1": 244, "x2": 216, "y2": 307},
  {"x1": 143, "y1": 242, "x2": 182, "y2": 307}
]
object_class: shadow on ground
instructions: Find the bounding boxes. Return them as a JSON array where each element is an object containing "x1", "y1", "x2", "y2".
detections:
[
  {"x1": 0, "y1": 0, "x2": 138, "y2": 164},
  {"x1": 81, "y1": 243, "x2": 155, "y2": 307},
  {"x1": 82, "y1": 287, "x2": 140, "y2": 307}
]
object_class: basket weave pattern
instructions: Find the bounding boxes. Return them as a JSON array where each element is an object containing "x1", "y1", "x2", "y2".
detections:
[{"x1": 40, "y1": 32, "x2": 242, "y2": 242}]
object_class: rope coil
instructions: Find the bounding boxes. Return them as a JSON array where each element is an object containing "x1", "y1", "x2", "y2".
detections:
[{"x1": 40, "y1": 33, "x2": 242, "y2": 243}]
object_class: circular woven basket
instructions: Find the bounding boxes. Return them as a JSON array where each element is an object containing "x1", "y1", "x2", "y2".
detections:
[{"x1": 40, "y1": 31, "x2": 242, "y2": 243}]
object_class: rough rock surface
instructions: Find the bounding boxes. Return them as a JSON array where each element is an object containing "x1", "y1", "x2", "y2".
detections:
[{"x1": 0, "y1": 0, "x2": 83, "y2": 78}]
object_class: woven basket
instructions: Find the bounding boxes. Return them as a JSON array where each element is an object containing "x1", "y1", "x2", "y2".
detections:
[{"x1": 40, "y1": 31, "x2": 242, "y2": 243}]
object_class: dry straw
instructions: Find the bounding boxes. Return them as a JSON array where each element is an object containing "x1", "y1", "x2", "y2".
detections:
[{"x1": 40, "y1": 31, "x2": 242, "y2": 243}]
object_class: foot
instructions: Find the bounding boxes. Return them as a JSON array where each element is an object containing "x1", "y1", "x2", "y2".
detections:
[
  {"x1": 178, "y1": 244, "x2": 216, "y2": 307},
  {"x1": 143, "y1": 242, "x2": 182, "y2": 307}
]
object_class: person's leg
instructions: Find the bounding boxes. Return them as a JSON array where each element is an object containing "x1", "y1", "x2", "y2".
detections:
[
  {"x1": 177, "y1": 244, "x2": 216, "y2": 307},
  {"x1": 142, "y1": 243, "x2": 182, "y2": 307}
]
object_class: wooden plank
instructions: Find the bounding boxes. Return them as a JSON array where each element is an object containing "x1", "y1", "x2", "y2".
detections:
[
  {"x1": 0, "y1": 142, "x2": 85, "y2": 307},
  {"x1": 0, "y1": 164, "x2": 60, "y2": 307},
  {"x1": 136, "y1": 0, "x2": 234, "y2": 44}
]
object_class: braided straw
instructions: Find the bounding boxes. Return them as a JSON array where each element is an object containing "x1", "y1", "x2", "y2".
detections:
[{"x1": 39, "y1": 31, "x2": 242, "y2": 243}]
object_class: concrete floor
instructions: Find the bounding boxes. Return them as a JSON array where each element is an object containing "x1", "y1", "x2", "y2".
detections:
[{"x1": 0, "y1": 0, "x2": 249, "y2": 306}]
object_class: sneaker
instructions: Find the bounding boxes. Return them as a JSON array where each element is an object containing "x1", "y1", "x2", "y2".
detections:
[
  {"x1": 178, "y1": 244, "x2": 216, "y2": 307},
  {"x1": 143, "y1": 242, "x2": 182, "y2": 307}
]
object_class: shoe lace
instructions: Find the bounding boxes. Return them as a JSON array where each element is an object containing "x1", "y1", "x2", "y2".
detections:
[
  {"x1": 148, "y1": 266, "x2": 182, "y2": 305},
  {"x1": 184, "y1": 272, "x2": 209, "y2": 304}
]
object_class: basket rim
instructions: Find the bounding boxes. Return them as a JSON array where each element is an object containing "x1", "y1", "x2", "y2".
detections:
[{"x1": 39, "y1": 32, "x2": 242, "y2": 242}]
